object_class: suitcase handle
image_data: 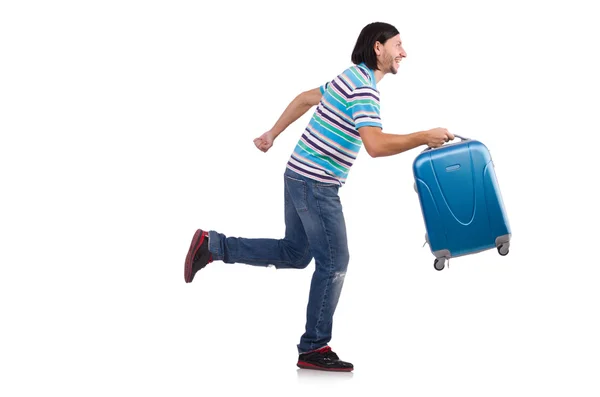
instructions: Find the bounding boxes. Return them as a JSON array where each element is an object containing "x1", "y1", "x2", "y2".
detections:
[{"x1": 422, "y1": 134, "x2": 469, "y2": 152}]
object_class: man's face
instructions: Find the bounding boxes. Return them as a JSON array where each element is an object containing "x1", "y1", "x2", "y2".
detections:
[{"x1": 375, "y1": 34, "x2": 406, "y2": 74}]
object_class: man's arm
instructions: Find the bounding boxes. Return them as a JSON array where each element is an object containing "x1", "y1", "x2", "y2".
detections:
[
  {"x1": 269, "y1": 87, "x2": 322, "y2": 139},
  {"x1": 253, "y1": 87, "x2": 322, "y2": 153},
  {"x1": 358, "y1": 126, "x2": 454, "y2": 157}
]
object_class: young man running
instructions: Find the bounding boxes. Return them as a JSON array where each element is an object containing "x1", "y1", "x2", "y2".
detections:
[{"x1": 184, "y1": 21, "x2": 454, "y2": 372}]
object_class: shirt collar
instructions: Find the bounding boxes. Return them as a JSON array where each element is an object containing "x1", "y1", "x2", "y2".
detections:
[{"x1": 357, "y1": 62, "x2": 377, "y2": 88}]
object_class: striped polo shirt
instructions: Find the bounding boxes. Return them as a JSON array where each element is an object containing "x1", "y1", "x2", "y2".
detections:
[{"x1": 285, "y1": 62, "x2": 382, "y2": 186}]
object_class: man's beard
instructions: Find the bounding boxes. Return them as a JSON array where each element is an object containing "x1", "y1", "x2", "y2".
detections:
[{"x1": 387, "y1": 53, "x2": 398, "y2": 74}]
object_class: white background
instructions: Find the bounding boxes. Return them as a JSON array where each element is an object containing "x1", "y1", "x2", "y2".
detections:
[{"x1": 1, "y1": 0, "x2": 599, "y2": 395}]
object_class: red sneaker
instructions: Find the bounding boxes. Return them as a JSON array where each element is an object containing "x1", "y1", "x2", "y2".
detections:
[
  {"x1": 297, "y1": 346, "x2": 354, "y2": 372},
  {"x1": 184, "y1": 229, "x2": 213, "y2": 283}
]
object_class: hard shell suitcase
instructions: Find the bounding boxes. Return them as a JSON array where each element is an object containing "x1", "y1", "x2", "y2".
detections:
[{"x1": 412, "y1": 135, "x2": 511, "y2": 271}]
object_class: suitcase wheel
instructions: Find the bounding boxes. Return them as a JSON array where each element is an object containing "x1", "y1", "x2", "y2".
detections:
[
  {"x1": 497, "y1": 243, "x2": 509, "y2": 256},
  {"x1": 434, "y1": 258, "x2": 446, "y2": 271}
]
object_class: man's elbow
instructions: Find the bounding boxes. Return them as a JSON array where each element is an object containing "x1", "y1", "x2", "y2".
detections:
[
  {"x1": 301, "y1": 88, "x2": 322, "y2": 107},
  {"x1": 363, "y1": 142, "x2": 383, "y2": 158},
  {"x1": 359, "y1": 127, "x2": 385, "y2": 158}
]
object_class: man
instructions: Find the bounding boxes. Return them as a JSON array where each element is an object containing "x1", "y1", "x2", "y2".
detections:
[{"x1": 184, "y1": 22, "x2": 454, "y2": 372}]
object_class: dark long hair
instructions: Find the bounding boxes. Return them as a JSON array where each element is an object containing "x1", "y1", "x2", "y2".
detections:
[{"x1": 351, "y1": 22, "x2": 400, "y2": 70}]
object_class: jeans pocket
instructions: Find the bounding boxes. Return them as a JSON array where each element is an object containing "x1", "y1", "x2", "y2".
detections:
[
  {"x1": 315, "y1": 182, "x2": 340, "y2": 200},
  {"x1": 285, "y1": 175, "x2": 308, "y2": 212}
]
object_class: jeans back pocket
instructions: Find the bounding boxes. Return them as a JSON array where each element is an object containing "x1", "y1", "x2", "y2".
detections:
[{"x1": 285, "y1": 175, "x2": 308, "y2": 212}]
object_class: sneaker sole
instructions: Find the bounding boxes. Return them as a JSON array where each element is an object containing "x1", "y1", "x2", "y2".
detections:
[
  {"x1": 184, "y1": 229, "x2": 206, "y2": 283},
  {"x1": 297, "y1": 361, "x2": 353, "y2": 372}
]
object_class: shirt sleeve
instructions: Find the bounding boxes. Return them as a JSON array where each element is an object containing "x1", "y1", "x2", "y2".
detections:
[
  {"x1": 347, "y1": 86, "x2": 382, "y2": 129},
  {"x1": 319, "y1": 81, "x2": 330, "y2": 94}
]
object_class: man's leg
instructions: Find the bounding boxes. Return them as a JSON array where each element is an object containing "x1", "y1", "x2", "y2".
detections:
[
  {"x1": 205, "y1": 173, "x2": 313, "y2": 270},
  {"x1": 282, "y1": 169, "x2": 352, "y2": 371},
  {"x1": 280, "y1": 170, "x2": 350, "y2": 354}
]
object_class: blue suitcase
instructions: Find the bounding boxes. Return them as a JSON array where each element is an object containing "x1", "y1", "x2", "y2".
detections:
[{"x1": 412, "y1": 135, "x2": 511, "y2": 271}]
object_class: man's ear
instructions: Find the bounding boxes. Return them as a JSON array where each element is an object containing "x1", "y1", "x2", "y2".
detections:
[{"x1": 373, "y1": 41, "x2": 382, "y2": 56}]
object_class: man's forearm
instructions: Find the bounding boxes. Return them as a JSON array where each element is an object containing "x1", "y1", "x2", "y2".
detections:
[
  {"x1": 371, "y1": 131, "x2": 427, "y2": 157},
  {"x1": 270, "y1": 93, "x2": 313, "y2": 138}
]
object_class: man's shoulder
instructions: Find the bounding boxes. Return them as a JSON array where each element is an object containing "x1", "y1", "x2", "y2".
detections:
[{"x1": 338, "y1": 64, "x2": 377, "y2": 91}]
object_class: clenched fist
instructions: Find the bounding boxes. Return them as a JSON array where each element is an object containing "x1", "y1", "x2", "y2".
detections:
[{"x1": 254, "y1": 131, "x2": 275, "y2": 153}]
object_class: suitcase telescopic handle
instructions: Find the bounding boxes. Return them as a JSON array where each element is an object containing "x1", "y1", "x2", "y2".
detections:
[{"x1": 422, "y1": 134, "x2": 469, "y2": 152}]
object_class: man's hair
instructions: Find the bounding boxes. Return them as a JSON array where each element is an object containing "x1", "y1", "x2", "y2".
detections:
[{"x1": 351, "y1": 22, "x2": 400, "y2": 70}]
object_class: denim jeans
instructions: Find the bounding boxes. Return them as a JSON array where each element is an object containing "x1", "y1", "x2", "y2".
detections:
[{"x1": 208, "y1": 167, "x2": 350, "y2": 353}]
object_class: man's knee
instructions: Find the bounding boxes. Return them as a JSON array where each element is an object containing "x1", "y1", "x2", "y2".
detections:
[
  {"x1": 294, "y1": 251, "x2": 313, "y2": 269},
  {"x1": 336, "y1": 249, "x2": 350, "y2": 271}
]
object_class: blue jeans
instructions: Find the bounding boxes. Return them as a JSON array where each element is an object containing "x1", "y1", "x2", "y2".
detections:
[{"x1": 208, "y1": 167, "x2": 350, "y2": 353}]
